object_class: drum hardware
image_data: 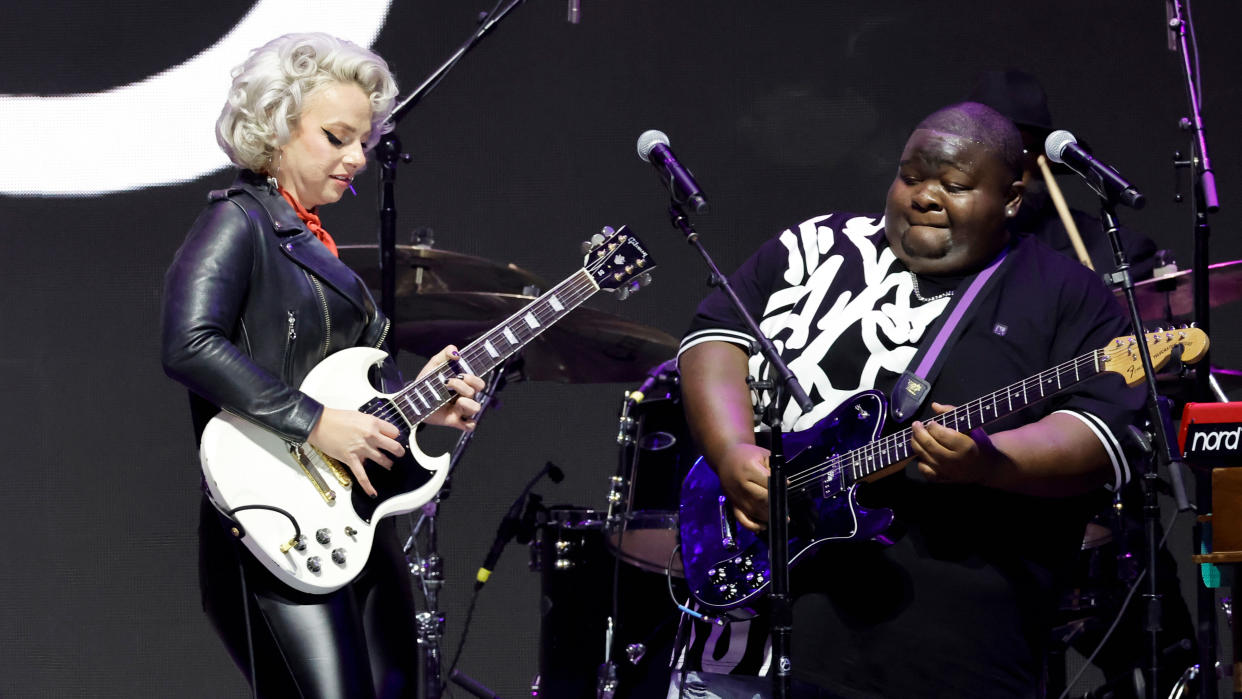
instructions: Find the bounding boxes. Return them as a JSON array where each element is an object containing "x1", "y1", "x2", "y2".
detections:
[
  {"x1": 597, "y1": 618, "x2": 618, "y2": 699},
  {"x1": 625, "y1": 643, "x2": 646, "y2": 664},
  {"x1": 605, "y1": 360, "x2": 688, "y2": 576},
  {"x1": 1117, "y1": 259, "x2": 1242, "y2": 320},
  {"x1": 404, "y1": 352, "x2": 519, "y2": 699},
  {"x1": 606, "y1": 475, "x2": 627, "y2": 527}
]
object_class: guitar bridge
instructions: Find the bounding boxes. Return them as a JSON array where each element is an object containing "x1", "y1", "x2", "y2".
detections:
[
  {"x1": 719, "y1": 496, "x2": 738, "y2": 552},
  {"x1": 288, "y1": 443, "x2": 337, "y2": 504},
  {"x1": 310, "y1": 446, "x2": 353, "y2": 488}
]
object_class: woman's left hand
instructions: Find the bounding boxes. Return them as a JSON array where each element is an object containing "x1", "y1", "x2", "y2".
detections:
[{"x1": 418, "y1": 345, "x2": 486, "y2": 431}]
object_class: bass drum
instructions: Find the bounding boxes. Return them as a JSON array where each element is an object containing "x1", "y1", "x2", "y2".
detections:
[
  {"x1": 534, "y1": 506, "x2": 676, "y2": 699},
  {"x1": 607, "y1": 360, "x2": 693, "y2": 576}
]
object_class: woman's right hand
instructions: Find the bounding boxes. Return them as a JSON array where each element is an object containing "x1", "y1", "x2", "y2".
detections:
[
  {"x1": 307, "y1": 407, "x2": 406, "y2": 497},
  {"x1": 715, "y1": 442, "x2": 772, "y2": 532}
]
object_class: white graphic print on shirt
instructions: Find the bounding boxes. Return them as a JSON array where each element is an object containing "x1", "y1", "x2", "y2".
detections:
[{"x1": 748, "y1": 214, "x2": 949, "y2": 431}]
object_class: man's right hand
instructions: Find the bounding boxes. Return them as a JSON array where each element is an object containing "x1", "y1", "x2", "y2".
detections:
[{"x1": 715, "y1": 442, "x2": 772, "y2": 532}]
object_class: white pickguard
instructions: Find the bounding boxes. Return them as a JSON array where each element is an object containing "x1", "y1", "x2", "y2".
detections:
[{"x1": 199, "y1": 347, "x2": 449, "y2": 594}]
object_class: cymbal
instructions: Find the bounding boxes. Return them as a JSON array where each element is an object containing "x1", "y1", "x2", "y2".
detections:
[
  {"x1": 388, "y1": 292, "x2": 678, "y2": 383},
  {"x1": 1120, "y1": 259, "x2": 1242, "y2": 319},
  {"x1": 338, "y1": 244, "x2": 549, "y2": 295}
]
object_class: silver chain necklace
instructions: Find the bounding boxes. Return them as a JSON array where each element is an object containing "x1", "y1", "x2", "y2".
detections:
[{"x1": 909, "y1": 271, "x2": 954, "y2": 302}]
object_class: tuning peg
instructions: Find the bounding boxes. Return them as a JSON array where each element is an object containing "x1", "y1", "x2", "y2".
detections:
[
  {"x1": 638, "y1": 272, "x2": 653, "y2": 287},
  {"x1": 581, "y1": 232, "x2": 609, "y2": 255},
  {"x1": 600, "y1": 225, "x2": 616, "y2": 236},
  {"x1": 614, "y1": 285, "x2": 632, "y2": 301}
]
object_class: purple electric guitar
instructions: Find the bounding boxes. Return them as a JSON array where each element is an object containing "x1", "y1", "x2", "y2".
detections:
[{"x1": 678, "y1": 328, "x2": 1208, "y2": 617}]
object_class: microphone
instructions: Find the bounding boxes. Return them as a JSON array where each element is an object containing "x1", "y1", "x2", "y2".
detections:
[
  {"x1": 475, "y1": 461, "x2": 564, "y2": 589},
  {"x1": 627, "y1": 358, "x2": 679, "y2": 405},
  {"x1": 1044, "y1": 130, "x2": 1146, "y2": 209},
  {"x1": 567, "y1": 0, "x2": 580, "y2": 24},
  {"x1": 637, "y1": 130, "x2": 709, "y2": 214}
]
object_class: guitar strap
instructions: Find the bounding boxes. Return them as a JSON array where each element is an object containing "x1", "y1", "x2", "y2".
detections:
[{"x1": 889, "y1": 244, "x2": 1017, "y2": 424}]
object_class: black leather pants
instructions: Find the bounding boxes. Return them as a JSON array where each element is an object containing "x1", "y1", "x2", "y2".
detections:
[{"x1": 199, "y1": 499, "x2": 421, "y2": 698}]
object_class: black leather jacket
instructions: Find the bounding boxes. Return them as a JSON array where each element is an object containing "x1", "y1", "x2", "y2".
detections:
[{"x1": 162, "y1": 170, "x2": 395, "y2": 444}]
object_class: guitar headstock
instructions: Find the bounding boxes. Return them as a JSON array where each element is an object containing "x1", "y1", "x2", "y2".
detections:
[
  {"x1": 1101, "y1": 326, "x2": 1209, "y2": 386},
  {"x1": 583, "y1": 225, "x2": 655, "y2": 299}
]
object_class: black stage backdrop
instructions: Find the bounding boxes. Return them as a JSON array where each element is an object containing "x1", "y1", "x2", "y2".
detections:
[{"x1": 2, "y1": 1, "x2": 1241, "y2": 697}]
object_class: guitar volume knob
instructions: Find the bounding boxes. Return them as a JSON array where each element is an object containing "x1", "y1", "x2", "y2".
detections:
[
  {"x1": 316, "y1": 528, "x2": 331, "y2": 545},
  {"x1": 306, "y1": 556, "x2": 322, "y2": 574},
  {"x1": 331, "y1": 548, "x2": 346, "y2": 565}
]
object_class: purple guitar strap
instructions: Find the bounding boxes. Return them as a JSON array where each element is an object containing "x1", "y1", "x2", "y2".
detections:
[{"x1": 889, "y1": 245, "x2": 1015, "y2": 423}]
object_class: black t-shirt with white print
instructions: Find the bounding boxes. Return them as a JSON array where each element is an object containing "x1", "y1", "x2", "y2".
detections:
[{"x1": 674, "y1": 212, "x2": 1145, "y2": 698}]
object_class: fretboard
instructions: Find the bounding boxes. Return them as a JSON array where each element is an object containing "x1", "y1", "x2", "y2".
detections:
[
  {"x1": 375, "y1": 269, "x2": 599, "y2": 427},
  {"x1": 824, "y1": 347, "x2": 1107, "y2": 487}
]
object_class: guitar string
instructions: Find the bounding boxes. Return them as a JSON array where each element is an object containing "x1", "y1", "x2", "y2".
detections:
[
  {"x1": 786, "y1": 331, "x2": 1195, "y2": 492},
  {"x1": 783, "y1": 341, "x2": 1147, "y2": 492},
  {"x1": 366, "y1": 271, "x2": 599, "y2": 427},
  {"x1": 363, "y1": 244, "x2": 630, "y2": 428},
  {"x1": 785, "y1": 347, "x2": 1103, "y2": 491},
  {"x1": 370, "y1": 273, "x2": 595, "y2": 421}
]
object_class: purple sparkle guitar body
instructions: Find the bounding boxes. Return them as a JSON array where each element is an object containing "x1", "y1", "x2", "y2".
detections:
[
  {"x1": 678, "y1": 390, "x2": 894, "y2": 617},
  {"x1": 676, "y1": 328, "x2": 1208, "y2": 617}
]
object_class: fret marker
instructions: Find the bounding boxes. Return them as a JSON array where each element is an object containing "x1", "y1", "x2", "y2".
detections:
[
  {"x1": 548, "y1": 295, "x2": 564, "y2": 312},
  {"x1": 524, "y1": 312, "x2": 540, "y2": 330},
  {"x1": 484, "y1": 340, "x2": 499, "y2": 358},
  {"x1": 503, "y1": 328, "x2": 518, "y2": 344},
  {"x1": 401, "y1": 395, "x2": 419, "y2": 418}
]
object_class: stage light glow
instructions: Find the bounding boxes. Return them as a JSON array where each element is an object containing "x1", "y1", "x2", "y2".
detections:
[{"x1": 2, "y1": 0, "x2": 392, "y2": 197}]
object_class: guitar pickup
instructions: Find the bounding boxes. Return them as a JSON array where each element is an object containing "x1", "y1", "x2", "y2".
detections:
[
  {"x1": 719, "y1": 496, "x2": 738, "y2": 552},
  {"x1": 822, "y1": 458, "x2": 846, "y2": 498}
]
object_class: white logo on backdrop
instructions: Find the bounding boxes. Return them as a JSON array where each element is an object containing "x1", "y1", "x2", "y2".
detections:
[{"x1": 3, "y1": 0, "x2": 392, "y2": 197}]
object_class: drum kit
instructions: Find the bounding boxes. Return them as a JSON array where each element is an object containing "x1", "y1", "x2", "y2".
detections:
[
  {"x1": 345, "y1": 238, "x2": 1242, "y2": 698},
  {"x1": 341, "y1": 239, "x2": 688, "y2": 697}
]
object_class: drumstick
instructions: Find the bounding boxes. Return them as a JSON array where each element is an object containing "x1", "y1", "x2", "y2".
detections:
[{"x1": 1037, "y1": 154, "x2": 1094, "y2": 271}]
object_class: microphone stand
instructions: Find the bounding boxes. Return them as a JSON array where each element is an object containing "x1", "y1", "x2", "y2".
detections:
[
  {"x1": 375, "y1": 0, "x2": 529, "y2": 331},
  {"x1": 668, "y1": 202, "x2": 813, "y2": 698},
  {"x1": 1099, "y1": 198, "x2": 1191, "y2": 699},
  {"x1": 1166, "y1": 3, "x2": 1221, "y2": 697},
  {"x1": 374, "y1": 6, "x2": 529, "y2": 694},
  {"x1": 405, "y1": 355, "x2": 516, "y2": 699}
]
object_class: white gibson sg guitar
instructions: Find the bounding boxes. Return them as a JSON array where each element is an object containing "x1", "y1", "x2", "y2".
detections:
[{"x1": 200, "y1": 227, "x2": 653, "y2": 593}]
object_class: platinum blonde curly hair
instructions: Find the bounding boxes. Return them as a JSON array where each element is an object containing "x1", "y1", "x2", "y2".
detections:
[{"x1": 216, "y1": 33, "x2": 399, "y2": 174}]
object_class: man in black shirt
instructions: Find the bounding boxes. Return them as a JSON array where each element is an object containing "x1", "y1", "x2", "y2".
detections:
[
  {"x1": 673, "y1": 102, "x2": 1146, "y2": 698},
  {"x1": 967, "y1": 68, "x2": 1195, "y2": 699}
]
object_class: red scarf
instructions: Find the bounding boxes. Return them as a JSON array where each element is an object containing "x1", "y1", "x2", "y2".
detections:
[{"x1": 279, "y1": 188, "x2": 339, "y2": 258}]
